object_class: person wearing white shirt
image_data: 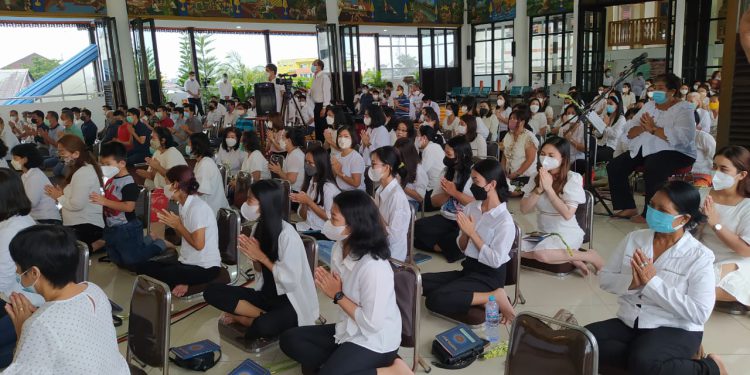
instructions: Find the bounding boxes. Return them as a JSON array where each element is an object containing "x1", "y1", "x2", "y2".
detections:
[
  {"x1": 188, "y1": 133, "x2": 230, "y2": 216},
  {"x1": 183, "y1": 71, "x2": 203, "y2": 116},
  {"x1": 416, "y1": 125, "x2": 446, "y2": 211},
  {"x1": 501, "y1": 110, "x2": 539, "y2": 183},
  {"x1": 137, "y1": 165, "x2": 221, "y2": 297},
  {"x1": 331, "y1": 126, "x2": 366, "y2": 191},
  {"x1": 292, "y1": 146, "x2": 340, "y2": 236},
  {"x1": 603, "y1": 68, "x2": 614, "y2": 87},
  {"x1": 43, "y1": 135, "x2": 104, "y2": 250},
  {"x1": 559, "y1": 116, "x2": 586, "y2": 175},
  {"x1": 408, "y1": 85, "x2": 424, "y2": 120},
  {"x1": 370, "y1": 147, "x2": 412, "y2": 262},
  {"x1": 691, "y1": 124, "x2": 716, "y2": 178},
  {"x1": 204, "y1": 102, "x2": 224, "y2": 127},
  {"x1": 608, "y1": 74, "x2": 697, "y2": 222},
  {"x1": 597, "y1": 98, "x2": 627, "y2": 163},
  {"x1": 687, "y1": 92, "x2": 713, "y2": 134},
  {"x1": 495, "y1": 94, "x2": 512, "y2": 137},
  {"x1": 10, "y1": 144, "x2": 62, "y2": 224},
  {"x1": 621, "y1": 83, "x2": 637, "y2": 109},
  {"x1": 441, "y1": 104, "x2": 461, "y2": 135},
  {"x1": 358, "y1": 104, "x2": 391, "y2": 168},
  {"x1": 478, "y1": 100, "x2": 499, "y2": 141},
  {"x1": 2, "y1": 226, "x2": 128, "y2": 375},
  {"x1": 215, "y1": 128, "x2": 247, "y2": 177},
  {"x1": 309, "y1": 59, "x2": 332, "y2": 142},
  {"x1": 422, "y1": 159, "x2": 517, "y2": 321},
  {"x1": 223, "y1": 101, "x2": 239, "y2": 128},
  {"x1": 0, "y1": 117, "x2": 19, "y2": 161},
  {"x1": 240, "y1": 131, "x2": 271, "y2": 181},
  {"x1": 395, "y1": 138, "x2": 428, "y2": 212},
  {"x1": 205, "y1": 180, "x2": 319, "y2": 342},
  {"x1": 460, "y1": 115, "x2": 487, "y2": 158},
  {"x1": 265, "y1": 64, "x2": 285, "y2": 113},
  {"x1": 269, "y1": 127, "x2": 306, "y2": 192},
  {"x1": 280, "y1": 190, "x2": 408, "y2": 374},
  {"x1": 421, "y1": 97, "x2": 441, "y2": 123},
  {"x1": 217, "y1": 73, "x2": 233, "y2": 103},
  {"x1": 528, "y1": 98, "x2": 548, "y2": 136},
  {"x1": 138, "y1": 128, "x2": 188, "y2": 190},
  {"x1": 586, "y1": 181, "x2": 726, "y2": 375}
]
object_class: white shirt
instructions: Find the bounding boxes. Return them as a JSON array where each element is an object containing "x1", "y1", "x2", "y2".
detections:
[
  {"x1": 22, "y1": 168, "x2": 61, "y2": 222},
  {"x1": 310, "y1": 70, "x2": 332, "y2": 106},
  {"x1": 560, "y1": 122, "x2": 585, "y2": 161},
  {"x1": 374, "y1": 179, "x2": 412, "y2": 262},
  {"x1": 482, "y1": 115, "x2": 500, "y2": 141},
  {"x1": 502, "y1": 130, "x2": 539, "y2": 177},
  {"x1": 622, "y1": 101, "x2": 697, "y2": 159},
  {"x1": 469, "y1": 134, "x2": 487, "y2": 158},
  {"x1": 283, "y1": 148, "x2": 306, "y2": 192},
  {"x1": 699, "y1": 198, "x2": 750, "y2": 265},
  {"x1": 218, "y1": 79, "x2": 233, "y2": 99},
  {"x1": 692, "y1": 131, "x2": 716, "y2": 175},
  {"x1": 3, "y1": 283, "x2": 129, "y2": 375},
  {"x1": 178, "y1": 195, "x2": 221, "y2": 268},
  {"x1": 601, "y1": 115, "x2": 627, "y2": 150},
  {"x1": 223, "y1": 111, "x2": 238, "y2": 127},
  {"x1": 528, "y1": 112, "x2": 547, "y2": 135},
  {"x1": 0, "y1": 215, "x2": 45, "y2": 307},
  {"x1": 622, "y1": 92, "x2": 636, "y2": 109},
  {"x1": 241, "y1": 150, "x2": 271, "y2": 180},
  {"x1": 476, "y1": 117, "x2": 490, "y2": 140},
  {"x1": 216, "y1": 147, "x2": 247, "y2": 177},
  {"x1": 603, "y1": 74, "x2": 614, "y2": 87},
  {"x1": 331, "y1": 241, "x2": 401, "y2": 353},
  {"x1": 696, "y1": 108, "x2": 712, "y2": 134},
  {"x1": 184, "y1": 78, "x2": 201, "y2": 99},
  {"x1": 205, "y1": 110, "x2": 223, "y2": 127},
  {"x1": 148, "y1": 147, "x2": 187, "y2": 189},
  {"x1": 59, "y1": 164, "x2": 104, "y2": 228},
  {"x1": 408, "y1": 93, "x2": 424, "y2": 120},
  {"x1": 459, "y1": 201, "x2": 516, "y2": 268},
  {"x1": 1, "y1": 123, "x2": 19, "y2": 160},
  {"x1": 273, "y1": 82, "x2": 285, "y2": 112},
  {"x1": 359, "y1": 126, "x2": 391, "y2": 167},
  {"x1": 296, "y1": 181, "x2": 340, "y2": 232},
  {"x1": 335, "y1": 150, "x2": 366, "y2": 191},
  {"x1": 442, "y1": 116, "x2": 460, "y2": 133},
  {"x1": 404, "y1": 164, "x2": 428, "y2": 201},
  {"x1": 599, "y1": 229, "x2": 714, "y2": 332},
  {"x1": 420, "y1": 142, "x2": 446, "y2": 191},
  {"x1": 194, "y1": 157, "x2": 230, "y2": 216}
]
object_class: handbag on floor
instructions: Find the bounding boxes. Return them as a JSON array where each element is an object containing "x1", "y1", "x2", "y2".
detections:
[{"x1": 431, "y1": 324, "x2": 487, "y2": 369}]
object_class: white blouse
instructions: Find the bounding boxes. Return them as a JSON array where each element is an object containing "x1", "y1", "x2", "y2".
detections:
[
  {"x1": 359, "y1": 126, "x2": 391, "y2": 167},
  {"x1": 528, "y1": 112, "x2": 548, "y2": 135},
  {"x1": 215, "y1": 147, "x2": 247, "y2": 177},
  {"x1": 178, "y1": 195, "x2": 221, "y2": 269},
  {"x1": 59, "y1": 164, "x2": 104, "y2": 228},
  {"x1": 459, "y1": 201, "x2": 516, "y2": 268},
  {"x1": 502, "y1": 130, "x2": 539, "y2": 177},
  {"x1": 334, "y1": 150, "x2": 366, "y2": 191},
  {"x1": 295, "y1": 181, "x2": 340, "y2": 232},
  {"x1": 469, "y1": 134, "x2": 487, "y2": 159},
  {"x1": 404, "y1": 164, "x2": 428, "y2": 201},
  {"x1": 622, "y1": 101, "x2": 697, "y2": 159},
  {"x1": 374, "y1": 179, "x2": 412, "y2": 262},
  {"x1": 0, "y1": 215, "x2": 44, "y2": 307},
  {"x1": 194, "y1": 157, "x2": 230, "y2": 216},
  {"x1": 148, "y1": 147, "x2": 187, "y2": 189},
  {"x1": 22, "y1": 168, "x2": 61, "y2": 222},
  {"x1": 420, "y1": 142, "x2": 446, "y2": 192},
  {"x1": 600, "y1": 116, "x2": 627, "y2": 150},
  {"x1": 283, "y1": 148, "x2": 306, "y2": 192},
  {"x1": 241, "y1": 150, "x2": 271, "y2": 180},
  {"x1": 691, "y1": 131, "x2": 716, "y2": 175}
]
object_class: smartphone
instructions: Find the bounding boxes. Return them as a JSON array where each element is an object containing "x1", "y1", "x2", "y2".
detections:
[{"x1": 270, "y1": 154, "x2": 284, "y2": 167}]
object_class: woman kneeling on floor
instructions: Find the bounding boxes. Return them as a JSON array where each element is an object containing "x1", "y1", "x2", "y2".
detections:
[{"x1": 204, "y1": 179, "x2": 319, "y2": 341}]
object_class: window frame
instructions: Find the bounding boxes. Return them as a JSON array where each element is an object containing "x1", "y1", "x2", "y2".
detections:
[
  {"x1": 529, "y1": 12, "x2": 574, "y2": 88},
  {"x1": 471, "y1": 20, "x2": 514, "y2": 90}
]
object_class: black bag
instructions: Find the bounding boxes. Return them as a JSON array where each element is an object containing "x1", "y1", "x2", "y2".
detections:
[{"x1": 168, "y1": 350, "x2": 221, "y2": 372}]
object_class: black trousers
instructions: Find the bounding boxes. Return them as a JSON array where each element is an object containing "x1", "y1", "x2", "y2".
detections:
[
  {"x1": 423, "y1": 190, "x2": 440, "y2": 212},
  {"x1": 67, "y1": 223, "x2": 103, "y2": 251},
  {"x1": 607, "y1": 149, "x2": 695, "y2": 216},
  {"x1": 597, "y1": 145, "x2": 615, "y2": 163},
  {"x1": 136, "y1": 258, "x2": 220, "y2": 288},
  {"x1": 204, "y1": 284, "x2": 297, "y2": 340},
  {"x1": 423, "y1": 258, "x2": 507, "y2": 315},
  {"x1": 313, "y1": 102, "x2": 325, "y2": 142},
  {"x1": 585, "y1": 318, "x2": 719, "y2": 375},
  {"x1": 188, "y1": 97, "x2": 204, "y2": 116},
  {"x1": 572, "y1": 158, "x2": 587, "y2": 176},
  {"x1": 414, "y1": 215, "x2": 462, "y2": 262},
  {"x1": 280, "y1": 324, "x2": 398, "y2": 375}
]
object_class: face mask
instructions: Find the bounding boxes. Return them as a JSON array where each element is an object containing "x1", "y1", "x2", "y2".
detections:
[
  {"x1": 150, "y1": 139, "x2": 161, "y2": 150},
  {"x1": 446, "y1": 110, "x2": 453, "y2": 116},
  {"x1": 712, "y1": 171, "x2": 737, "y2": 191},
  {"x1": 709, "y1": 102, "x2": 719, "y2": 111},
  {"x1": 185, "y1": 145, "x2": 192, "y2": 155},
  {"x1": 10, "y1": 115, "x2": 18, "y2": 122},
  {"x1": 372, "y1": 95, "x2": 379, "y2": 100},
  {"x1": 338, "y1": 137, "x2": 352, "y2": 149},
  {"x1": 443, "y1": 157, "x2": 456, "y2": 168},
  {"x1": 605, "y1": 72, "x2": 611, "y2": 77},
  {"x1": 362, "y1": 89, "x2": 369, "y2": 94},
  {"x1": 224, "y1": 138, "x2": 237, "y2": 148},
  {"x1": 279, "y1": 139, "x2": 288, "y2": 150},
  {"x1": 16, "y1": 269, "x2": 38, "y2": 294},
  {"x1": 699, "y1": 91, "x2": 707, "y2": 98},
  {"x1": 606, "y1": 104, "x2": 616, "y2": 114},
  {"x1": 652, "y1": 91, "x2": 668, "y2": 104},
  {"x1": 508, "y1": 119, "x2": 518, "y2": 131},
  {"x1": 397, "y1": 90, "x2": 403, "y2": 96},
  {"x1": 368, "y1": 166, "x2": 383, "y2": 181},
  {"x1": 470, "y1": 183, "x2": 489, "y2": 200},
  {"x1": 266, "y1": 122, "x2": 273, "y2": 129},
  {"x1": 304, "y1": 164, "x2": 317, "y2": 177},
  {"x1": 539, "y1": 155, "x2": 560, "y2": 170},
  {"x1": 171, "y1": 114, "x2": 179, "y2": 121},
  {"x1": 101, "y1": 165, "x2": 120, "y2": 179},
  {"x1": 63, "y1": 156, "x2": 76, "y2": 165},
  {"x1": 414, "y1": 90, "x2": 421, "y2": 96},
  {"x1": 11, "y1": 159, "x2": 23, "y2": 171},
  {"x1": 126, "y1": 115, "x2": 135, "y2": 124},
  {"x1": 479, "y1": 109, "x2": 489, "y2": 117},
  {"x1": 141, "y1": 116, "x2": 148, "y2": 123},
  {"x1": 156, "y1": 112, "x2": 163, "y2": 120},
  {"x1": 311, "y1": 65, "x2": 317, "y2": 73},
  {"x1": 44, "y1": 119, "x2": 51, "y2": 126},
  {"x1": 694, "y1": 84, "x2": 700, "y2": 90},
  {"x1": 680, "y1": 89, "x2": 689, "y2": 96},
  {"x1": 530, "y1": 105, "x2": 540, "y2": 113},
  {"x1": 598, "y1": 90, "x2": 604, "y2": 95},
  {"x1": 237, "y1": 109, "x2": 246, "y2": 116},
  {"x1": 241, "y1": 202, "x2": 260, "y2": 221},
  {"x1": 461, "y1": 106, "x2": 468, "y2": 113},
  {"x1": 647, "y1": 91, "x2": 654, "y2": 99},
  {"x1": 688, "y1": 102, "x2": 698, "y2": 111},
  {"x1": 497, "y1": 99, "x2": 505, "y2": 107},
  {"x1": 646, "y1": 207, "x2": 685, "y2": 233},
  {"x1": 623, "y1": 88, "x2": 630, "y2": 93},
  {"x1": 326, "y1": 116, "x2": 335, "y2": 125},
  {"x1": 455, "y1": 124, "x2": 466, "y2": 135},
  {"x1": 363, "y1": 117, "x2": 372, "y2": 126}
]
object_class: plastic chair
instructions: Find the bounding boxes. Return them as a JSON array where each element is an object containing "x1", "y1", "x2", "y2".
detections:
[
  {"x1": 75, "y1": 241, "x2": 89, "y2": 283},
  {"x1": 469, "y1": 87, "x2": 480, "y2": 96},
  {"x1": 479, "y1": 87, "x2": 491, "y2": 97},
  {"x1": 390, "y1": 259, "x2": 431, "y2": 373},
  {"x1": 506, "y1": 311, "x2": 599, "y2": 375},
  {"x1": 127, "y1": 275, "x2": 172, "y2": 375},
  {"x1": 460, "y1": 87, "x2": 470, "y2": 96}
]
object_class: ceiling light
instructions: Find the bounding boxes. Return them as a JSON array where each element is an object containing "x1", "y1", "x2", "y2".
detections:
[{"x1": 235, "y1": 26, "x2": 242, "y2": 29}]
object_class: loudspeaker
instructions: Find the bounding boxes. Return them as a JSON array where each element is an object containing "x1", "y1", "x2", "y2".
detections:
[{"x1": 254, "y1": 82, "x2": 277, "y2": 115}]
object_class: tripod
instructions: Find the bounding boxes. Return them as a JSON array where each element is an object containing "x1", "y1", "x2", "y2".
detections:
[{"x1": 279, "y1": 82, "x2": 306, "y2": 128}]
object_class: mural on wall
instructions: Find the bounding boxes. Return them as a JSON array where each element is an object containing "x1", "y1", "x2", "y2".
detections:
[
  {"x1": 126, "y1": 0, "x2": 326, "y2": 22},
  {"x1": 527, "y1": 0, "x2": 573, "y2": 17},
  {"x1": 337, "y1": 0, "x2": 462, "y2": 25},
  {"x1": 1, "y1": 0, "x2": 106, "y2": 14},
  {"x1": 467, "y1": 0, "x2": 516, "y2": 24}
]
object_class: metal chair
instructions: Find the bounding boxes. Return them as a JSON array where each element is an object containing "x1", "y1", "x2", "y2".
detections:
[
  {"x1": 274, "y1": 178, "x2": 292, "y2": 222},
  {"x1": 306, "y1": 140, "x2": 323, "y2": 150},
  {"x1": 135, "y1": 187, "x2": 151, "y2": 230},
  {"x1": 75, "y1": 241, "x2": 89, "y2": 283},
  {"x1": 390, "y1": 259, "x2": 431, "y2": 373},
  {"x1": 217, "y1": 164, "x2": 228, "y2": 195},
  {"x1": 406, "y1": 204, "x2": 416, "y2": 265},
  {"x1": 487, "y1": 141, "x2": 501, "y2": 160},
  {"x1": 233, "y1": 171, "x2": 254, "y2": 210},
  {"x1": 506, "y1": 311, "x2": 599, "y2": 375},
  {"x1": 127, "y1": 275, "x2": 172, "y2": 375}
]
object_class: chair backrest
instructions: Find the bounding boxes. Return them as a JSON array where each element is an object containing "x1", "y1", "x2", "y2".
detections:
[
  {"x1": 217, "y1": 164, "x2": 228, "y2": 195},
  {"x1": 274, "y1": 178, "x2": 291, "y2": 221},
  {"x1": 306, "y1": 140, "x2": 323, "y2": 151},
  {"x1": 300, "y1": 234, "x2": 318, "y2": 274},
  {"x1": 510, "y1": 86, "x2": 524, "y2": 96},
  {"x1": 136, "y1": 188, "x2": 151, "y2": 230},
  {"x1": 505, "y1": 224, "x2": 522, "y2": 288},
  {"x1": 575, "y1": 190, "x2": 594, "y2": 246},
  {"x1": 479, "y1": 87, "x2": 491, "y2": 97},
  {"x1": 506, "y1": 311, "x2": 598, "y2": 375},
  {"x1": 487, "y1": 141, "x2": 500, "y2": 159},
  {"x1": 390, "y1": 259, "x2": 422, "y2": 371},
  {"x1": 217, "y1": 208, "x2": 240, "y2": 265},
  {"x1": 233, "y1": 171, "x2": 254, "y2": 210},
  {"x1": 127, "y1": 275, "x2": 171, "y2": 375},
  {"x1": 450, "y1": 87, "x2": 461, "y2": 96},
  {"x1": 75, "y1": 241, "x2": 89, "y2": 283},
  {"x1": 469, "y1": 87, "x2": 480, "y2": 96},
  {"x1": 460, "y1": 87, "x2": 470, "y2": 95},
  {"x1": 407, "y1": 204, "x2": 416, "y2": 264}
]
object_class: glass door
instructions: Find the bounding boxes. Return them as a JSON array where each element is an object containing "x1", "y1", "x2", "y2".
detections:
[
  {"x1": 316, "y1": 24, "x2": 341, "y2": 104},
  {"x1": 130, "y1": 18, "x2": 163, "y2": 106},
  {"x1": 339, "y1": 25, "x2": 361, "y2": 111},
  {"x1": 93, "y1": 17, "x2": 126, "y2": 107},
  {"x1": 576, "y1": 8, "x2": 606, "y2": 97}
]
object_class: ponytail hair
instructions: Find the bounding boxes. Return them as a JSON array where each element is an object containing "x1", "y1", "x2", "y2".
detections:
[
  {"x1": 373, "y1": 146, "x2": 402, "y2": 181},
  {"x1": 165, "y1": 165, "x2": 200, "y2": 195}
]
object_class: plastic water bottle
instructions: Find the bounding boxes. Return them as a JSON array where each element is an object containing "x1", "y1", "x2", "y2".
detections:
[{"x1": 485, "y1": 295, "x2": 501, "y2": 344}]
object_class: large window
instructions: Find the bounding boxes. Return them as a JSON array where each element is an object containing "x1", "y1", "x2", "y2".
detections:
[
  {"x1": 530, "y1": 13, "x2": 574, "y2": 88},
  {"x1": 472, "y1": 21, "x2": 513, "y2": 90},
  {"x1": 270, "y1": 33, "x2": 318, "y2": 82},
  {"x1": 378, "y1": 35, "x2": 419, "y2": 80}
]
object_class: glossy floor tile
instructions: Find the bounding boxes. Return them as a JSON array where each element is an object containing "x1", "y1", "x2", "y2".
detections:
[{"x1": 100, "y1": 197, "x2": 750, "y2": 374}]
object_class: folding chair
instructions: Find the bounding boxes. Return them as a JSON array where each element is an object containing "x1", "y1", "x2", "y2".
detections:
[
  {"x1": 390, "y1": 259, "x2": 431, "y2": 373},
  {"x1": 218, "y1": 164, "x2": 228, "y2": 195},
  {"x1": 521, "y1": 190, "x2": 594, "y2": 277},
  {"x1": 505, "y1": 311, "x2": 598, "y2": 375},
  {"x1": 135, "y1": 187, "x2": 151, "y2": 230},
  {"x1": 127, "y1": 275, "x2": 172, "y2": 375},
  {"x1": 274, "y1": 178, "x2": 292, "y2": 222},
  {"x1": 233, "y1": 171, "x2": 254, "y2": 210},
  {"x1": 487, "y1": 141, "x2": 501, "y2": 159},
  {"x1": 75, "y1": 241, "x2": 89, "y2": 283}
]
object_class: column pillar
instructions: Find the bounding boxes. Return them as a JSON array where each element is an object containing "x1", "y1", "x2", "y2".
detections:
[
  {"x1": 461, "y1": 4, "x2": 472, "y2": 86},
  {"x1": 672, "y1": 0, "x2": 686, "y2": 76},
  {"x1": 514, "y1": 0, "x2": 529, "y2": 85},
  {"x1": 106, "y1": 0, "x2": 139, "y2": 107}
]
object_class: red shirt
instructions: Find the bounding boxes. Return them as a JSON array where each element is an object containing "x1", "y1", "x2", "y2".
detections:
[
  {"x1": 117, "y1": 123, "x2": 133, "y2": 150},
  {"x1": 159, "y1": 117, "x2": 174, "y2": 128}
]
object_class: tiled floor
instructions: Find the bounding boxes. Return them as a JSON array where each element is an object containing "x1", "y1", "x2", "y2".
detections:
[{"x1": 96, "y1": 197, "x2": 750, "y2": 374}]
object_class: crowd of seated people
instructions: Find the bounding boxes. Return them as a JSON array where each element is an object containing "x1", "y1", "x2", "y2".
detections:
[{"x1": 0, "y1": 70, "x2": 738, "y2": 374}]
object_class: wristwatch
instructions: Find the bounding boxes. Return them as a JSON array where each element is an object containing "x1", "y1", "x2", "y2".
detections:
[
  {"x1": 714, "y1": 223, "x2": 723, "y2": 232},
  {"x1": 333, "y1": 291, "x2": 345, "y2": 304}
]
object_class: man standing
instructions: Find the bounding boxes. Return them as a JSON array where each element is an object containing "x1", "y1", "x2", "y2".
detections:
[
  {"x1": 265, "y1": 64, "x2": 285, "y2": 113},
  {"x1": 218, "y1": 73, "x2": 233, "y2": 105},
  {"x1": 184, "y1": 71, "x2": 204, "y2": 116},
  {"x1": 309, "y1": 59, "x2": 331, "y2": 141}
]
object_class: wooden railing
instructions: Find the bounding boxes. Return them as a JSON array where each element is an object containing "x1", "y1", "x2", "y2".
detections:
[{"x1": 608, "y1": 17, "x2": 669, "y2": 47}]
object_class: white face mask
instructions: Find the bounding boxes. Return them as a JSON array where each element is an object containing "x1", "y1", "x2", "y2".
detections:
[
  {"x1": 338, "y1": 137, "x2": 352, "y2": 149},
  {"x1": 279, "y1": 139, "x2": 288, "y2": 150},
  {"x1": 237, "y1": 109, "x2": 246, "y2": 116},
  {"x1": 322, "y1": 220, "x2": 347, "y2": 241},
  {"x1": 497, "y1": 99, "x2": 505, "y2": 107},
  {"x1": 647, "y1": 91, "x2": 654, "y2": 98},
  {"x1": 680, "y1": 89, "x2": 689, "y2": 95},
  {"x1": 372, "y1": 94, "x2": 379, "y2": 100},
  {"x1": 623, "y1": 87, "x2": 630, "y2": 93},
  {"x1": 225, "y1": 138, "x2": 237, "y2": 147},
  {"x1": 414, "y1": 90, "x2": 420, "y2": 95},
  {"x1": 530, "y1": 105, "x2": 540, "y2": 113},
  {"x1": 363, "y1": 117, "x2": 372, "y2": 126},
  {"x1": 540, "y1": 155, "x2": 561, "y2": 170},
  {"x1": 241, "y1": 202, "x2": 260, "y2": 221},
  {"x1": 368, "y1": 166, "x2": 383, "y2": 182},
  {"x1": 101, "y1": 165, "x2": 120, "y2": 179},
  {"x1": 326, "y1": 116, "x2": 335, "y2": 125},
  {"x1": 446, "y1": 110, "x2": 453, "y2": 116},
  {"x1": 11, "y1": 159, "x2": 22, "y2": 171},
  {"x1": 164, "y1": 185, "x2": 175, "y2": 200},
  {"x1": 712, "y1": 171, "x2": 737, "y2": 191},
  {"x1": 461, "y1": 106, "x2": 468, "y2": 113}
]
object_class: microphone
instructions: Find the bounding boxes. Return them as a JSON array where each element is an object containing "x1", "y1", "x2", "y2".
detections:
[{"x1": 631, "y1": 53, "x2": 648, "y2": 66}]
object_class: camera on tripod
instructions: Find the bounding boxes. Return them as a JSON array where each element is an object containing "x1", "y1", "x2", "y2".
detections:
[{"x1": 276, "y1": 73, "x2": 297, "y2": 92}]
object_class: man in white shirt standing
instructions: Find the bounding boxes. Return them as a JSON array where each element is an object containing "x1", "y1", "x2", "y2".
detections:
[
  {"x1": 265, "y1": 64, "x2": 285, "y2": 113},
  {"x1": 217, "y1": 73, "x2": 233, "y2": 105},
  {"x1": 184, "y1": 71, "x2": 204, "y2": 116},
  {"x1": 309, "y1": 59, "x2": 332, "y2": 142}
]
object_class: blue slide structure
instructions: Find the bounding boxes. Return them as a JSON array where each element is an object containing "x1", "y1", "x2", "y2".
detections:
[{"x1": 4, "y1": 44, "x2": 99, "y2": 105}]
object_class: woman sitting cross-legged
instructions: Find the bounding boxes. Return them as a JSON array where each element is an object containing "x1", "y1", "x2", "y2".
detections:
[
  {"x1": 586, "y1": 181, "x2": 727, "y2": 375},
  {"x1": 135, "y1": 165, "x2": 221, "y2": 297},
  {"x1": 292, "y1": 145, "x2": 341, "y2": 240},
  {"x1": 280, "y1": 190, "x2": 411, "y2": 375},
  {"x1": 204, "y1": 179, "x2": 320, "y2": 342},
  {"x1": 519, "y1": 137, "x2": 605, "y2": 275},
  {"x1": 422, "y1": 159, "x2": 516, "y2": 322}
]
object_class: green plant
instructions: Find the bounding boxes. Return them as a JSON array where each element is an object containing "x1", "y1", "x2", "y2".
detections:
[
  {"x1": 177, "y1": 33, "x2": 220, "y2": 97},
  {"x1": 362, "y1": 69, "x2": 386, "y2": 89},
  {"x1": 24, "y1": 56, "x2": 61, "y2": 80}
]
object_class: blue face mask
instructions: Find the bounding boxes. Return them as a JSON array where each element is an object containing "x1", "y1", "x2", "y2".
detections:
[
  {"x1": 652, "y1": 91, "x2": 668, "y2": 104},
  {"x1": 646, "y1": 206, "x2": 685, "y2": 233},
  {"x1": 606, "y1": 104, "x2": 616, "y2": 114},
  {"x1": 16, "y1": 268, "x2": 38, "y2": 294},
  {"x1": 688, "y1": 102, "x2": 698, "y2": 111}
]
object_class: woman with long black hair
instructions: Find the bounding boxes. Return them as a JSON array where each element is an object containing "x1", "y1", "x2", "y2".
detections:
[
  {"x1": 394, "y1": 137, "x2": 427, "y2": 212},
  {"x1": 204, "y1": 179, "x2": 319, "y2": 341},
  {"x1": 370, "y1": 146, "x2": 412, "y2": 262},
  {"x1": 292, "y1": 145, "x2": 341, "y2": 239},
  {"x1": 414, "y1": 136, "x2": 476, "y2": 262},
  {"x1": 598, "y1": 96, "x2": 627, "y2": 163}
]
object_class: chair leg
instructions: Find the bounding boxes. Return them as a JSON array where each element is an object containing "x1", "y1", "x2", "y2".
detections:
[
  {"x1": 518, "y1": 291, "x2": 526, "y2": 305},
  {"x1": 417, "y1": 355, "x2": 432, "y2": 373}
]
